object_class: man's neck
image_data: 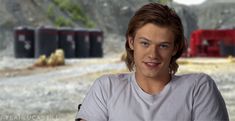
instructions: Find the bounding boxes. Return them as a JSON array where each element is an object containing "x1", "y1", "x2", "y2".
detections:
[{"x1": 135, "y1": 72, "x2": 171, "y2": 95}]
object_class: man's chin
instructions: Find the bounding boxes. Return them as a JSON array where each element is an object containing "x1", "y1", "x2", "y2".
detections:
[{"x1": 143, "y1": 71, "x2": 159, "y2": 78}]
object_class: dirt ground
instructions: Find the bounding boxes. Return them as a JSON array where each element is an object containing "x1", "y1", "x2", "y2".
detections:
[{"x1": 0, "y1": 57, "x2": 234, "y2": 121}]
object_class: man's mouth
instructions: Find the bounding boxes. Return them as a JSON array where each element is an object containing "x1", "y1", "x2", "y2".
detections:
[{"x1": 143, "y1": 61, "x2": 161, "y2": 68}]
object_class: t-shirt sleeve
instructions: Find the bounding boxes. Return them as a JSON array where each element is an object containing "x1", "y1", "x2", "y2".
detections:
[
  {"x1": 192, "y1": 73, "x2": 229, "y2": 121},
  {"x1": 76, "y1": 76, "x2": 109, "y2": 121}
]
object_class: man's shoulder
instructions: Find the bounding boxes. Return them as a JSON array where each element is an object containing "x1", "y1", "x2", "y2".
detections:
[
  {"x1": 95, "y1": 72, "x2": 133, "y2": 87},
  {"x1": 97, "y1": 72, "x2": 132, "y2": 80},
  {"x1": 173, "y1": 73, "x2": 213, "y2": 86},
  {"x1": 175, "y1": 72, "x2": 211, "y2": 81}
]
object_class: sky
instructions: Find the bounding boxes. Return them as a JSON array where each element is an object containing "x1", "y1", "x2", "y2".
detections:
[{"x1": 173, "y1": 0, "x2": 206, "y2": 5}]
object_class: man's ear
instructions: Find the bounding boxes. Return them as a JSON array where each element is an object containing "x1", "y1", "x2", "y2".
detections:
[
  {"x1": 128, "y1": 36, "x2": 134, "y2": 50},
  {"x1": 172, "y1": 45, "x2": 178, "y2": 56}
]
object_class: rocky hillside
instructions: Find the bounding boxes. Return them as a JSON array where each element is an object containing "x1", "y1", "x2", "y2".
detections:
[
  {"x1": 195, "y1": 1, "x2": 235, "y2": 29},
  {"x1": 1, "y1": 0, "x2": 235, "y2": 57}
]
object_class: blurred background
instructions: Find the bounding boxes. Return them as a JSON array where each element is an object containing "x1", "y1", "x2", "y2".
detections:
[{"x1": 0, "y1": 0, "x2": 234, "y2": 121}]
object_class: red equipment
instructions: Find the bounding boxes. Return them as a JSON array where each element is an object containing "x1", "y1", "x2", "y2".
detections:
[{"x1": 188, "y1": 29, "x2": 235, "y2": 57}]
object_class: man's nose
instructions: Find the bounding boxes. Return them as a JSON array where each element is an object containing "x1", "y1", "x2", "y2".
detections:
[{"x1": 148, "y1": 46, "x2": 159, "y2": 59}]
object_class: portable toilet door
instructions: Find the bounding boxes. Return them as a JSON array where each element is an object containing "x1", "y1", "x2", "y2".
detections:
[
  {"x1": 14, "y1": 26, "x2": 35, "y2": 58},
  {"x1": 35, "y1": 26, "x2": 58, "y2": 58},
  {"x1": 74, "y1": 29, "x2": 90, "y2": 58},
  {"x1": 89, "y1": 29, "x2": 103, "y2": 58},
  {"x1": 58, "y1": 27, "x2": 75, "y2": 58}
]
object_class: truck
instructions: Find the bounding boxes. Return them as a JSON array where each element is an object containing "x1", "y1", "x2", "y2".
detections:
[{"x1": 187, "y1": 29, "x2": 235, "y2": 57}]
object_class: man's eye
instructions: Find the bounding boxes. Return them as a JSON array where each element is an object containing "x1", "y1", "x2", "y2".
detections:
[
  {"x1": 160, "y1": 44, "x2": 169, "y2": 48},
  {"x1": 141, "y1": 41, "x2": 149, "y2": 47}
]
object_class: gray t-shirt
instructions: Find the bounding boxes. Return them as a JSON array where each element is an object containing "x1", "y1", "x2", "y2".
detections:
[{"x1": 76, "y1": 73, "x2": 229, "y2": 121}]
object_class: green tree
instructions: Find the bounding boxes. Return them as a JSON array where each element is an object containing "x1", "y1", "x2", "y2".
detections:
[
  {"x1": 52, "y1": 0, "x2": 96, "y2": 28},
  {"x1": 47, "y1": 4, "x2": 55, "y2": 19},
  {"x1": 55, "y1": 16, "x2": 73, "y2": 27}
]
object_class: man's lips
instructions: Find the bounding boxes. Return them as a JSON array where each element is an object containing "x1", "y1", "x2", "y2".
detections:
[{"x1": 143, "y1": 61, "x2": 161, "y2": 68}]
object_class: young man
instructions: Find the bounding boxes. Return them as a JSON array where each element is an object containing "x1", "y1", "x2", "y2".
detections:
[{"x1": 76, "y1": 3, "x2": 229, "y2": 121}]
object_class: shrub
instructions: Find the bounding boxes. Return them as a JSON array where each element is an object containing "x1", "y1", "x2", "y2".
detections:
[
  {"x1": 47, "y1": 4, "x2": 55, "y2": 19},
  {"x1": 55, "y1": 16, "x2": 73, "y2": 27},
  {"x1": 52, "y1": 0, "x2": 96, "y2": 28}
]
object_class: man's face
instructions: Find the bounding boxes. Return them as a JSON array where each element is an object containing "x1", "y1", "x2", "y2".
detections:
[{"x1": 128, "y1": 23, "x2": 177, "y2": 79}]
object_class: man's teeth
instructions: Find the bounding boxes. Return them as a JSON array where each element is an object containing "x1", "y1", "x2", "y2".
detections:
[{"x1": 146, "y1": 62, "x2": 159, "y2": 66}]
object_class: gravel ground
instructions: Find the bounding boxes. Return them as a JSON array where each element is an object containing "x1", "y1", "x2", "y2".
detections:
[{"x1": 0, "y1": 57, "x2": 234, "y2": 121}]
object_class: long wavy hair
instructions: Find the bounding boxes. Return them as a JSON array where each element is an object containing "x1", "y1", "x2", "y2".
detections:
[{"x1": 125, "y1": 3, "x2": 187, "y2": 74}]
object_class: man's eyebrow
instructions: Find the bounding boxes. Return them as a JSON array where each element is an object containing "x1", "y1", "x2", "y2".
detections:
[
  {"x1": 138, "y1": 37, "x2": 173, "y2": 44},
  {"x1": 161, "y1": 42, "x2": 172, "y2": 44},
  {"x1": 138, "y1": 37, "x2": 151, "y2": 41}
]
